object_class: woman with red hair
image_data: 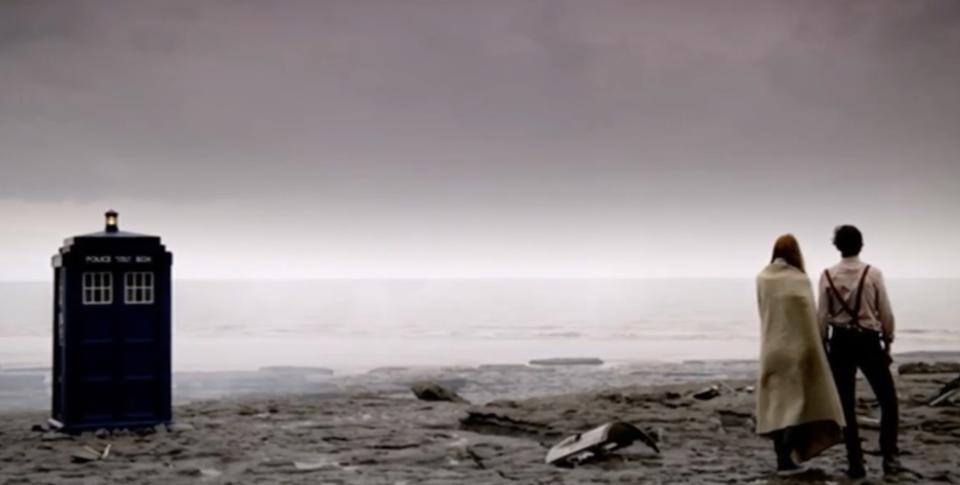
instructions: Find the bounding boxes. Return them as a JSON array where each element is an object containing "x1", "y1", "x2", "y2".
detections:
[{"x1": 755, "y1": 234, "x2": 845, "y2": 475}]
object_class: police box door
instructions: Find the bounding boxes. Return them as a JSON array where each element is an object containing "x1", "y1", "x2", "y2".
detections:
[{"x1": 77, "y1": 266, "x2": 165, "y2": 424}]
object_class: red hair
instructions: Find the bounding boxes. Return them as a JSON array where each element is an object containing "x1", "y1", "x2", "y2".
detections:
[{"x1": 771, "y1": 234, "x2": 805, "y2": 273}]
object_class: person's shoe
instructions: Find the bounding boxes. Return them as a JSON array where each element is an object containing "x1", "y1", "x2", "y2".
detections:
[
  {"x1": 883, "y1": 456, "x2": 903, "y2": 475},
  {"x1": 846, "y1": 463, "x2": 867, "y2": 479}
]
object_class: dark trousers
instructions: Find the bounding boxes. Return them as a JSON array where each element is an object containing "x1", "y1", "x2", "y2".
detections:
[{"x1": 828, "y1": 327, "x2": 900, "y2": 463}]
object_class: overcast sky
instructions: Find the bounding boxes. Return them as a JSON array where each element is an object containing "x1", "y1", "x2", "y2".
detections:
[{"x1": 1, "y1": 0, "x2": 958, "y2": 280}]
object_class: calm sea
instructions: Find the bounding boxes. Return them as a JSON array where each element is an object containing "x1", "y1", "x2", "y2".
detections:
[{"x1": 1, "y1": 279, "x2": 958, "y2": 372}]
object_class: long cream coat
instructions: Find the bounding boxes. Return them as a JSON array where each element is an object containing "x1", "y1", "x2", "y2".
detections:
[{"x1": 756, "y1": 259, "x2": 845, "y2": 462}]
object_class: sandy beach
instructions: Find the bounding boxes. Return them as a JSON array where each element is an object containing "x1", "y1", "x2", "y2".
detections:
[{"x1": 1, "y1": 358, "x2": 957, "y2": 484}]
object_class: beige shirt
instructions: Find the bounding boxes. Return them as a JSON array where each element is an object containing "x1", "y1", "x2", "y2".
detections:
[{"x1": 817, "y1": 257, "x2": 896, "y2": 342}]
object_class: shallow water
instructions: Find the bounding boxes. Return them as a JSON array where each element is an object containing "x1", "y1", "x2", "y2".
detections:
[{"x1": 1, "y1": 279, "x2": 958, "y2": 371}]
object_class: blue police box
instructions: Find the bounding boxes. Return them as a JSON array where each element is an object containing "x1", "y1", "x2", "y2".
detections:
[{"x1": 50, "y1": 211, "x2": 173, "y2": 431}]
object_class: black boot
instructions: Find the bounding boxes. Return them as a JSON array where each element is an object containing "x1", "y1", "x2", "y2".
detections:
[
  {"x1": 773, "y1": 432, "x2": 804, "y2": 476},
  {"x1": 843, "y1": 432, "x2": 867, "y2": 479}
]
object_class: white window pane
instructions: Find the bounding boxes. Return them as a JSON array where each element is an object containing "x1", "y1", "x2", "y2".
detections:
[
  {"x1": 82, "y1": 272, "x2": 113, "y2": 305},
  {"x1": 122, "y1": 272, "x2": 155, "y2": 304}
]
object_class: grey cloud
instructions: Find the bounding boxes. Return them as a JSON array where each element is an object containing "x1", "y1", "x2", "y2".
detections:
[
  {"x1": 0, "y1": 0, "x2": 959, "y2": 279},
  {"x1": 0, "y1": 0, "x2": 957, "y2": 210}
]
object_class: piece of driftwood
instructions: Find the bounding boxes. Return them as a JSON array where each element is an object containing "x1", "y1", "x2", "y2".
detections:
[
  {"x1": 70, "y1": 444, "x2": 110, "y2": 463},
  {"x1": 929, "y1": 375, "x2": 960, "y2": 407},
  {"x1": 460, "y1": 411, "x2": 554, "y2": 438},
  {"x1": 545, "y1": 422, "x2": 659, "y2": 467}
]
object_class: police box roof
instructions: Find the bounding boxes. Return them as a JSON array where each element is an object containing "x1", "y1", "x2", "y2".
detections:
[
  {"x1": 53, "y1": 211, "x2": 172, "y2": 268},
  {"x1": 67, "y1": 210, "x2": 160, "y2": 243}
]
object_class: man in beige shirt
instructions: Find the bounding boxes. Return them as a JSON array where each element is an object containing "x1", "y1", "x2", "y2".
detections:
[
  {"x1": 818, "y1": 225, "x2": 900, "y2": 479},
  {"x1": 817, "y1": 253, "x2": 895, "y2": 344}
]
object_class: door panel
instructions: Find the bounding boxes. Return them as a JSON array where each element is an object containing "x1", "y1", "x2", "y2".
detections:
[
  {"x1": 72, "y1": 268, "x2": 165, "y2": 426},
  {"x1": 116, "y1": 269, "x2": 162, "y2": 420}
]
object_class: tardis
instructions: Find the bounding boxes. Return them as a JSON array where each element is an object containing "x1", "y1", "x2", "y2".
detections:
[{"x1": 50, "y1": 211, "x2": 173, "y2": 431}]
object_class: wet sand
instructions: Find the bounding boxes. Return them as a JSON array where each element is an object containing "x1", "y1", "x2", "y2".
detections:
[{"x1": 1, "y1": 366, "x2": 957, "y2": 484}]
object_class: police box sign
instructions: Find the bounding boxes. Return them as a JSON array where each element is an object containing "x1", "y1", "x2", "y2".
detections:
[{"x1": 85, "y1": 255, "x2": 153, "y2": 264}]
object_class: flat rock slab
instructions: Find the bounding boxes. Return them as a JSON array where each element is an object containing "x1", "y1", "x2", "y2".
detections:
[
  {"x1": 529, "y1": 358, "x2": 604, "y2": 366},
  {"x1": 258, "y1": 366, "x2": 335, "y2": 375},
  {"x1": 899, "y1": 361, "x2": 960, "y2": 375}
]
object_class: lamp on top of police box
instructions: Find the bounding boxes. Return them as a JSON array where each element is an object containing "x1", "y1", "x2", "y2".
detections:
[{"x1": 105, "y1": 210, "x2": 119, "y2": 233}]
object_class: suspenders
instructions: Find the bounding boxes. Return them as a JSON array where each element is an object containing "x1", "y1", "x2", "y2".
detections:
[{"x1": 825, "y1": 265, "x2": 872, "y2": 330}]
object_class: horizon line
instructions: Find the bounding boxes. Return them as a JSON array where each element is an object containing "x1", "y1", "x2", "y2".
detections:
[{"x1": 3, "y1": 275, "x2": 960, "y2": 283}]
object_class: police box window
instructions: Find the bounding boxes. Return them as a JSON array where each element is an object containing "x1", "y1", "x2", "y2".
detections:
[
  {"x1": 82, "y1": 272, "x2": 113, "y2": 305},
  {"x1": 125, "y1": 272, "x2": 155, "y2": 304}
]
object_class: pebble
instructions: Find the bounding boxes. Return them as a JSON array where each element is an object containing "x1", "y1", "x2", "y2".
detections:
[
  {"x1": 293, "y1": 460, "x2": 339, "y2": 471},
  {"x1": 200, "y1": 468, "x2": 222, "y2": 478}
]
